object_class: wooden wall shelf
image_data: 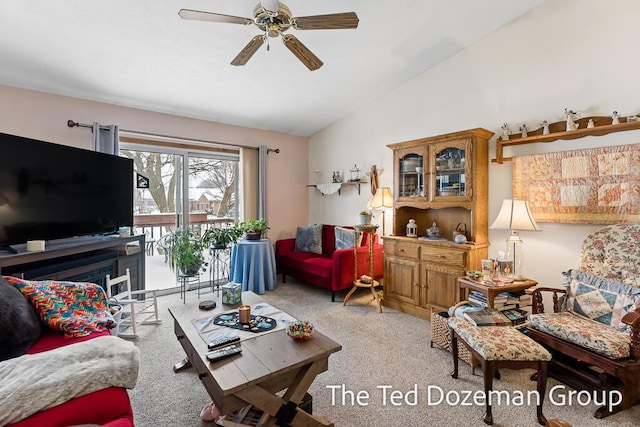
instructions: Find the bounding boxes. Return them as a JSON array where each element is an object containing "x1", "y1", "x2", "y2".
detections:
[
  {"x1": 306, "y1": 180, "x2": 367, "y2": 196},
  {"x1": 493, "y1": 115, "x2": 640, "y2": 163}
]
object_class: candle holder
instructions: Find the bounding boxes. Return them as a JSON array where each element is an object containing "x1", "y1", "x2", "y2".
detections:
[{"x1": 238, "y1": 305, "x2": 251, "y2": 323}]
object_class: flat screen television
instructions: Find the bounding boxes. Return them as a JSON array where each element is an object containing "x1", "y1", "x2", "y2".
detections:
[{"x1": 0, "y1": 132, "x2": 133, "y2": 250}]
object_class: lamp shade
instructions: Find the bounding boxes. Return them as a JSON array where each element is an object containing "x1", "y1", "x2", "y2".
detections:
[
  {"x1": 368, "y1": 187, "x2": 394, "y2": 210},
  {"x1": 490, "y1": 199, "x2": 541, "y2": 231}
]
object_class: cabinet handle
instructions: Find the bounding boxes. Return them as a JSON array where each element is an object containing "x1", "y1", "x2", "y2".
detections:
[
  {"x1": 199, "y1": 372, "x2": 207, "y2": 380},
  {"x1": 399, "y1": 249, "x2": 405, "y2": 252},
  {"x1": 413, "y1": 283, "x2": 419, "y2": 287},
  {"x1": 421, "y1": 284, "x2": 427, "y2": 288}
]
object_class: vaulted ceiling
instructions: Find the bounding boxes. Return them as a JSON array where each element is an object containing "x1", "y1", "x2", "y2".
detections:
[{"x1": 0, "y1": 1, "x2": 543, "y2": 136}]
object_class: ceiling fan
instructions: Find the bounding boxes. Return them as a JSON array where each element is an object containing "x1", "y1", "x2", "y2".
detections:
[{"x1": 178, "y1": 0, "x2": 359, "y2": 71}]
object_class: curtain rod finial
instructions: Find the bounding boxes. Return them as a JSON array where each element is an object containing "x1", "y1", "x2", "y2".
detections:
[{"x1": 67, "y1": 120, "x2": 78, "y2": 128}]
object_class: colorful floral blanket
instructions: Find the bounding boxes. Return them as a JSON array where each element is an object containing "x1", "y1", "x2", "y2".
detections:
[{"x1": 3, "y1": 276, "x2": 116, "y2": 337}]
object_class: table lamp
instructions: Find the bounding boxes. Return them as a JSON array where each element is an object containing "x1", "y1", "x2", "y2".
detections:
[
  {"x1": 490, "y1": 199, "x2": 541, "y2": 279},
  {"x1": 368, "y1": 187, "x2": 393, "y2": 236}
]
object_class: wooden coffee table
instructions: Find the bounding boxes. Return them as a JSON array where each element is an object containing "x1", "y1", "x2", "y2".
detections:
[{"x1": 169, "y1": 292, "x2": 341, "y2": 427}]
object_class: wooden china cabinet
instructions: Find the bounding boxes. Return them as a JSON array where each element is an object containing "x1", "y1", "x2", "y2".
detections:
[{"x1": 382, "y1": 128, "x2": 493, "y2": 320}]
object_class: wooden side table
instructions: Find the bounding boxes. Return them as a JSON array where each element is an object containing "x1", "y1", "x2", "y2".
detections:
[
  {"x1": 457, "y1": 277, "x2": 538, "y2": 308},
  {"x1": 343, "y1": 224, "x2": 382, "y2": 312}
]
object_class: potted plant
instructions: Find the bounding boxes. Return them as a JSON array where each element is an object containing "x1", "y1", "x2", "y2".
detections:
[
  {"x1": 165, "y1": 228, "x2": 207, "y2": 276},
  {"x1": 203, "y1": 224, "x2": 243, "y2": 249},
  {"x1": 359, "y1": 210, "x2": 372, "y2": 225},
  {"x1": 239, "y1": 219, "x2": 269, "y2": 240}
]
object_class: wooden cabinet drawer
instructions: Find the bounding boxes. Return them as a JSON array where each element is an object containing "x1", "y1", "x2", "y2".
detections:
[
  {"x1": 420, "y1": 247, "x2": 466, "y2": 267},
  {"x1": 385, "y1": 241, "x2": 420, "y2": 259}
]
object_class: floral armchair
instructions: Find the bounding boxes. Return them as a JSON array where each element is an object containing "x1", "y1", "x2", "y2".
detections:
[{"x1": 526, "y1": 223, "x2": 640, "y2": 419}]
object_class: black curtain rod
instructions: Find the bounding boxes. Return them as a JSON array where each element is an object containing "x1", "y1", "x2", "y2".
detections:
[{"x1": 66, "y1": 120, "x2": 280, "y2": 154}]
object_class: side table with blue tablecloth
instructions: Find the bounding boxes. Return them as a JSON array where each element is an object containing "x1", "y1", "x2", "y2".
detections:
[{"x1": 230, "y1": 239, "x2": 277, "y2": 294}]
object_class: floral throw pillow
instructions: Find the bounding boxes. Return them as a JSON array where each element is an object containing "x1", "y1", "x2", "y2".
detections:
[
  {"x1": 294, "y1": 224, "x2": 323, "y2": 254},
  {"x1": 334, "y1": 226, "x2": 363, "y2": 251},
  {"x1": 563, "y1": 269, "x2": 640, "y2": 331}
]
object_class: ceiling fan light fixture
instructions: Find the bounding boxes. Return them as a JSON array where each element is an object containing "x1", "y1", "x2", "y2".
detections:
[{"x1": 180, "y1": 1, "x2": 357, "y2": 70}]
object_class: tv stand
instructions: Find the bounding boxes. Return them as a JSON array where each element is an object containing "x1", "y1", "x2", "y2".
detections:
[
  {"x1": 0, "y1": 245, "x2": 18, "y2": 254},
  {"x1": 0, "y1": 235, "x2": 145, "y2": 292}
]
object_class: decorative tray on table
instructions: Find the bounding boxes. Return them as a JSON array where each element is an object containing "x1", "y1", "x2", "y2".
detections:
[{"x1": 213, "y1": 312, "x2": 277, "y2": 333}]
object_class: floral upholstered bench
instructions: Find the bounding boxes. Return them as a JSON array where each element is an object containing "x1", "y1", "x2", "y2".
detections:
[
  {"x1": 527, "y1": 223, "x2": 640, "y2": 419},
  {"x1": 448, "y1": 317, "x2": 552, "y2": 426}
]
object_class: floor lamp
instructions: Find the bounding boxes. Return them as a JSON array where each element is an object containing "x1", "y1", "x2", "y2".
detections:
[
  {"x1": 490, "y1": 199, "x2": 541, "y2": 279},
  {"x1": 368, "y1": 187, "x2": 394, "y2": 236}
]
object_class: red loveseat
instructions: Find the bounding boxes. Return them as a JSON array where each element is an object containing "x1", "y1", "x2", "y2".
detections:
[
  {"x1": 6, "y1": 330, "x2": 135, "y2": 427},
  {"x1": 1, "y1": 275, "x2": 136, "y2": 427},
  {"x1": 275, "y1": 224, "x2": 384, "y2": 301}
]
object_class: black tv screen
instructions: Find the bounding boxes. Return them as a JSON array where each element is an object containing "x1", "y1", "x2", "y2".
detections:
[{"x1": 0, "y1": 132, "x2": 133, "y2": 247}]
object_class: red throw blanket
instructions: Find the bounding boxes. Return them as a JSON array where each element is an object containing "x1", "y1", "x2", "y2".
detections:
[{"x1": 3, "y1": 276, "x2": 115, "y2": 337}]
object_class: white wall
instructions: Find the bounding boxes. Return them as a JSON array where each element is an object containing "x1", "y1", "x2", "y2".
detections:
[
  {"x1": 0, "y1": 85, "x2": 309, "y2": 242},
  {"x1": 308, "y1": 0, "x2": 640, "y2": 289}
]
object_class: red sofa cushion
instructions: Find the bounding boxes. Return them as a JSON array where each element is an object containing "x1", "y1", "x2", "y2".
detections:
[
  {"x1": 277, "y1": 250, "x2": 321, "y2": 269},
  {"x1": 301, "y1": 256, "x2": 334, "y2": 279},
  {"x1": 8, "y1": 387, "x2": 134, "y2": 427},
  {"x1": 27, "y1": 329, "x2": 110, "y2": 354},
  {"x1": 322, "y1": 224, "x2": 337, "y2": 254},
  {"x1": 9, "y1": 329, "x2": 134, "y2": 427}
]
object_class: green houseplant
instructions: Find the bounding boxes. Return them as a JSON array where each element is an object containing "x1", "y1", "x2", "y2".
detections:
[
  {"x1": 239, "y1": 219, "x2": 269, "y2": 240},
  {"x1": 165, "y1": 228, "x2": 207, "y2": 276},
  {"x1": 359, "y1": 210, "x2": 372, "y2": 225},
  {"x1": 203, "y1": 224, "x2": 243, "y2": 249}
]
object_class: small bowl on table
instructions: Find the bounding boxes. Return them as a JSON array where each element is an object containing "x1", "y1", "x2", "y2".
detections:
[{"x1": 287, "y1": 320, "x2": 314, "y2": 341}]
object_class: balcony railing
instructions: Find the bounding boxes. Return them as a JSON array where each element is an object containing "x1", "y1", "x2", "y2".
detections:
[{"x1": 134, "y1": 213, "x2": 234, "y2": 239}]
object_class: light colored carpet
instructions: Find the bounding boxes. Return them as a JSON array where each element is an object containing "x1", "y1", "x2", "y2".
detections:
[{"x1": 127, "y1": 277, "x2": 640, "y2": 427}]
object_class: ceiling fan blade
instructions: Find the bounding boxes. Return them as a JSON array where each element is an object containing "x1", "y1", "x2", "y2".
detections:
[
  {"x1": 293, "y1": 12, "x2": 359, "y2": 30},
  {"x1": 231, "y1": 35, "x2": 266, "y2": 66},
  {"x1": 282, "y1": 34, "x2": 323, "y2": 71},
  {"x1": 178, "y1": 9, "x2": 252, "y2": 25},
  {"x1": 260, "y1": 0, "x2": 279, "y2": 14}
]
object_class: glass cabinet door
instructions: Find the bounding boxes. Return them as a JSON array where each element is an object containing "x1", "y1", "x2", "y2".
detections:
[
  {"x1": 432, "y1": 142, "x2": 468, "y2": 199},
  {"x1": 398, "y1": 152, "x2": 425, "y2": 198}
]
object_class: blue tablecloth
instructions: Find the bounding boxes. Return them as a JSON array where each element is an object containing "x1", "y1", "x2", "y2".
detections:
[{"x1": 230, "y1": 239, "x2": 277, "y2": 294}]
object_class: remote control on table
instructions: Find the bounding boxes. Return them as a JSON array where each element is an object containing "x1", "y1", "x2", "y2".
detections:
[
  {"x1": 206, "y1": 345, "x2": 242, "y2": 362},
  {"x1": 207, "y1": 335, "x2": 240, "y2": 350}
]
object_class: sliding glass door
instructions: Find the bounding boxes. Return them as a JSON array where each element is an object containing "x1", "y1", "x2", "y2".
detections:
[{"x1": 120, "y1": 142, "x2": 239, "y2": 292}]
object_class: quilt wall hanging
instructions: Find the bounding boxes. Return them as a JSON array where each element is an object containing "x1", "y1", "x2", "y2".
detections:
[{"x1": 512, "y1": 143, "x2": 640, "y2": 224}]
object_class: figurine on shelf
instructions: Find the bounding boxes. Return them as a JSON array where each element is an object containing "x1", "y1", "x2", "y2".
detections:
[
  {"x1": 587, "y1": 119, "x2": 595, "y2": 128},
  {"x1": 628, "y1": 115, "x2": 639, "y2": 122},
  {"x1": 332, "y1": 171, "x2": 343, "y2": 183},
  {"x1": 349, "y1": 164, "x2": 360, "y2": 182},
  {"x1": 565, "y1": 108, "x2": 580, "y2": 131},
  {"x1": 541, "y1": 120, "x2": 550, "y2": 135},
  {"x1": 500, "y1": 123, "x2": 511, "y2": 141},
  {"x1": 612, "y1": 111, "x2": 620, "y2": 125},
  {"x1": 519, "y1": 124, "x2": 528, "y2": 138}
]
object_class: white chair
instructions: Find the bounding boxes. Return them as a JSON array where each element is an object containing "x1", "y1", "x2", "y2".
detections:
[{"x1": 106, "y1": 268, "x2": 161, "y2": 338}]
